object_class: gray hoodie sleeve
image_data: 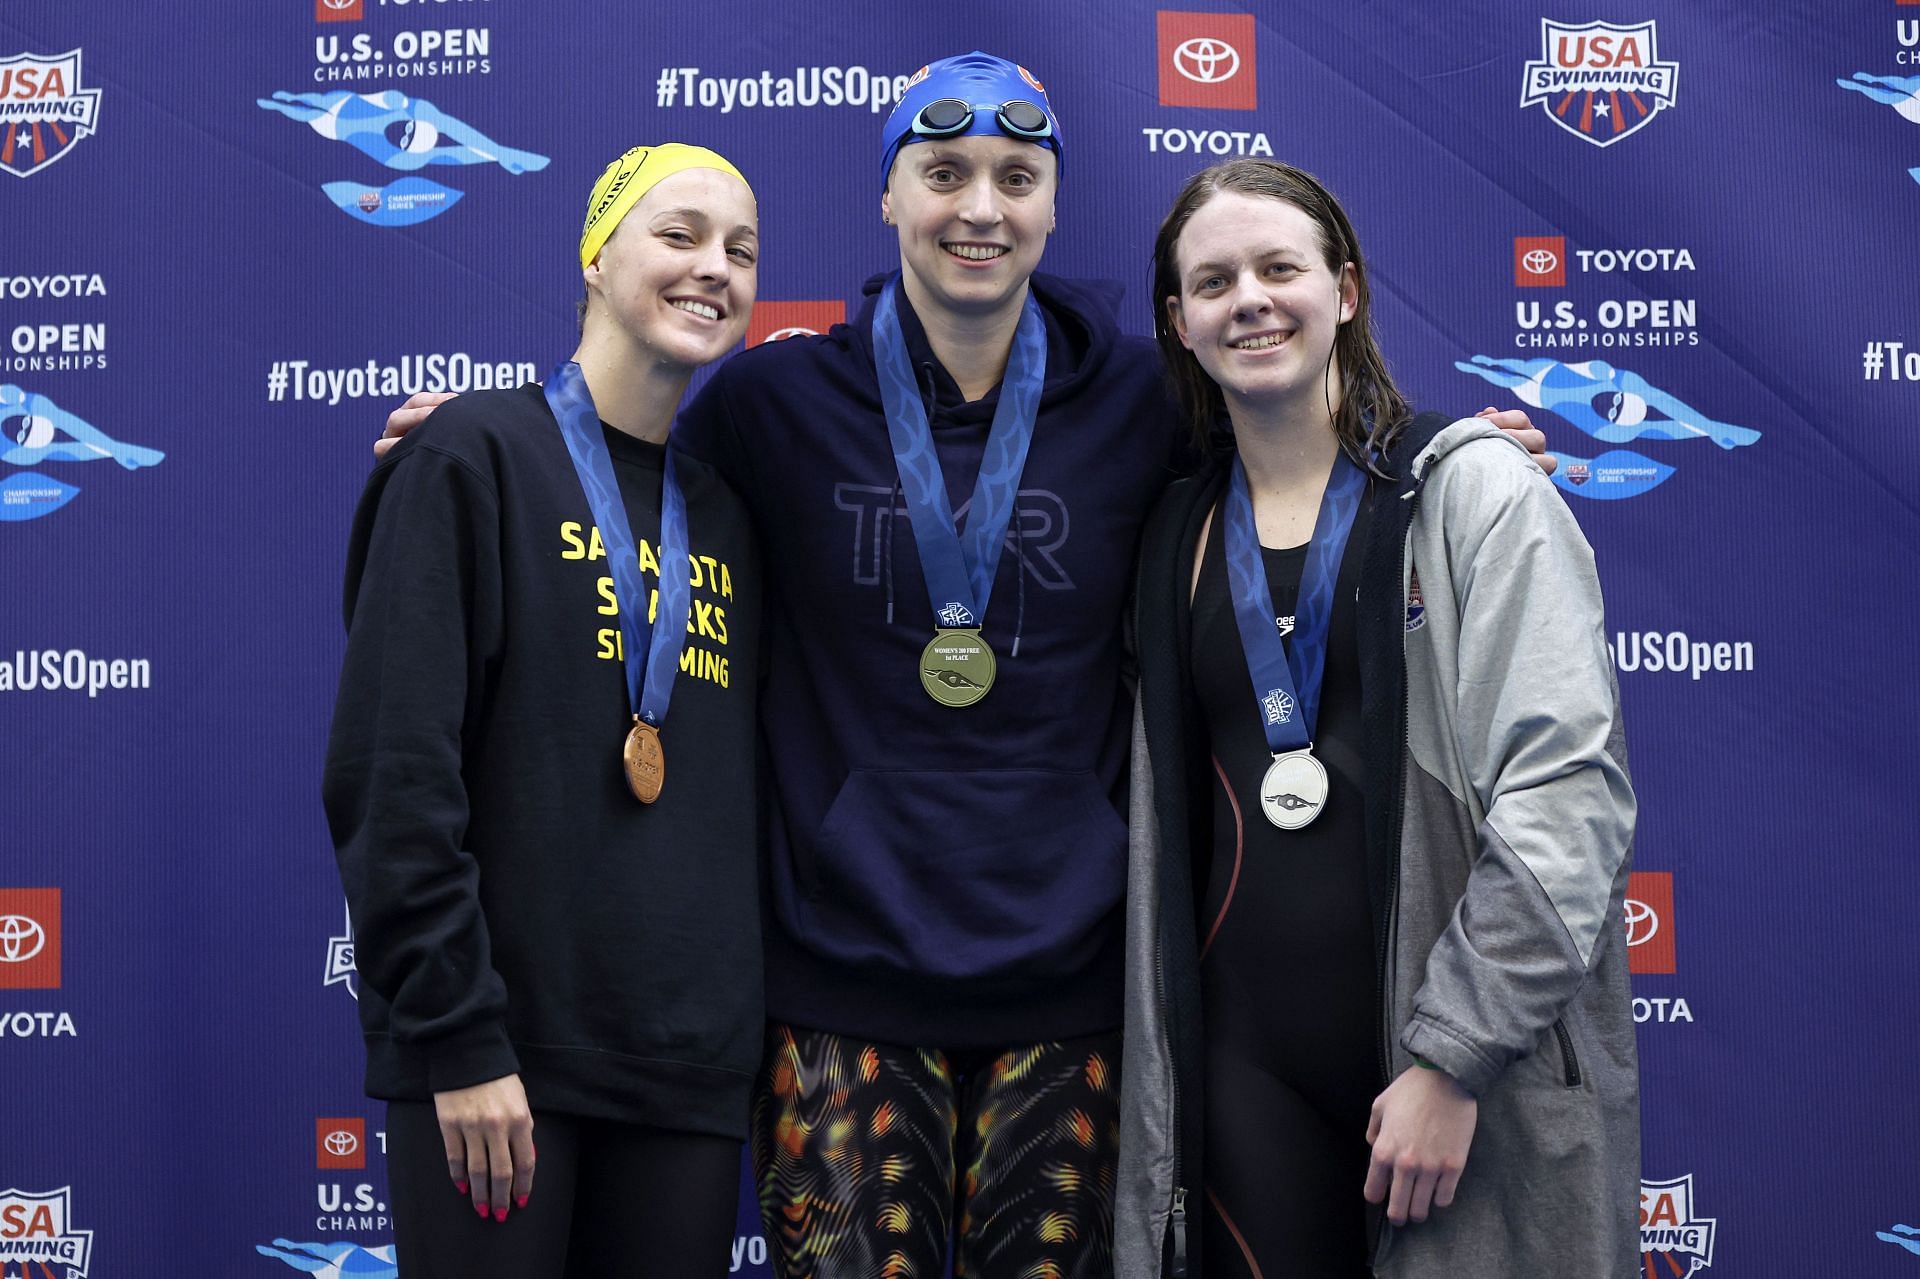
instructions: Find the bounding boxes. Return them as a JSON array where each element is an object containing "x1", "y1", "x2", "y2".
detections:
[{"x1": 1399, "y1": 435, "x2": 1636, "y2": 1095}]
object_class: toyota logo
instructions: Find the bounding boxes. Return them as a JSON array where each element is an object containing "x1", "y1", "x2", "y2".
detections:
[
  {"x1": 320, "y1": 0, "x2": 357, "y2": 9},
  {"x1": 1622, "y1": 897, "x2": 1659, "y2": 948},
  {"x1": 763, "y1": 326, "x2": 819, "y2": 342},
  {"x1": 1174, "y1": 38, "x2": 1242, "y2": 85},
  {"x1": 1521, "y1": 247, "x2": 1559, "y2": 276},
  {"x1": 323, "y1": 1130, "x2": 360, "y2": 1158},
  {"x1": 0, "y1": 915, "x2": 46, "y2": 963}
]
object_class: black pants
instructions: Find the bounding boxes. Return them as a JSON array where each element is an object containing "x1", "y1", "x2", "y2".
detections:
[{"x1": 386, "y1": 1101, "x2": 741, "y2": 1278}]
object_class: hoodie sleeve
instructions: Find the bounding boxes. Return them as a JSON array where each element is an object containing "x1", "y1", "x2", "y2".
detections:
[
  {"x1": 673, "y1": 367, "x2": 752, "y2": 493},
  {"x1": 322, "y1": 435, "x2": 520, "y2": 1093},
  {"x1": 1400, "y1": 439, "x2": 1636, "y2": 1096}
]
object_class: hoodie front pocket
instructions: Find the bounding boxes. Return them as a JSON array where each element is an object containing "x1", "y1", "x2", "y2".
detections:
[{"x1": 806, "y1": 768, "x2": 1127, "y2": 981}]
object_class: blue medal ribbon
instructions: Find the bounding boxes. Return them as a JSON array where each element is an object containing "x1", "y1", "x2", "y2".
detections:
[
  {"x1": 871, "y1": 275, "x2": 1047, "y2": 631},
  {"x1": 544, "y1": 361, "x2": 691, "y2": 729},
  {"x1": 1222, "y1": 450, "x2": 1365, "y2": 755}
]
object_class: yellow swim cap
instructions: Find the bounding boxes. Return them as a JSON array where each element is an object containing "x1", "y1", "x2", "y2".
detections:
[{"x1": 578, "y1": 143, "x2": 753, "y2": 270}]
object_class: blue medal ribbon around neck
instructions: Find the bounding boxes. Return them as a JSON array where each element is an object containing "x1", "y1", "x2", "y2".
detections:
[
  {"x1": 871, "y1": 275, "x2": 1047, "y2": 631},
  {"x1": 544, "y1": 361, "x2": 691, "y2": 729},
  {"x1": 1222, "y1": 451, "x2": 1365, "y2": 755}
]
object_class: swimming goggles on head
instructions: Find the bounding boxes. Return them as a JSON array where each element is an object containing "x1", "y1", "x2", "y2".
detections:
[{"x1": 910, "y1": 97, "x2": 1054, "y2": 144}]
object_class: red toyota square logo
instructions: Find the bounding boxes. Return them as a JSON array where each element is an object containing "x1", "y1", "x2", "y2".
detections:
[
  {"x1": 317, "y1": 1118, "x2": 367, "y2": 1169},
  {"x1": 1514, "y1": 236, "x2": 1566, "y2": 287},
  {"x1": 316, "y1": 0, "x2": 364, "y2": 22},
  {"x1": 1158, "y1": 12, "x2": 1257, "y2": 111},
  {"x1": 0, "y1": 889, "x2": 61, "y2": 990},
  {"x1": 746, "y1": 300, "x2": 845, "y2": 348},
  {"x1": 1624, "y1": 872, "x2": 1675, "y2": 975}
]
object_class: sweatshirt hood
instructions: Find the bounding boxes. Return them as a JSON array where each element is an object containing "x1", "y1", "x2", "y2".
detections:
[{"x1": 847, "y1": 270, "x2": 1125, "y2": 424}]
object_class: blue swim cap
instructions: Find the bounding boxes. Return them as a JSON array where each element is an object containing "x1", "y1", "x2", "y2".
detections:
[{"x1": 880, "y1": 51, "x2": 1063, "y2": 192}]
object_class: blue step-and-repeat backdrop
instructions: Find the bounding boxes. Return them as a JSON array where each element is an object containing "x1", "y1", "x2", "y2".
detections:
[{"x1": 6, "y1": 2, "x2": 1918, "y2": 1276}]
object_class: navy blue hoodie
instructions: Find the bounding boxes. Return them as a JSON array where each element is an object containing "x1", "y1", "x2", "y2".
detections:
[{"x1": 675, "y1": 272, "x2": 1184, "y2": 1047}]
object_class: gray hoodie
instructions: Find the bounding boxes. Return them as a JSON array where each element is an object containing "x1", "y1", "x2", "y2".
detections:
[{"x1": 1116, "y1": 416, "x2": 1640, "y2": 1277}]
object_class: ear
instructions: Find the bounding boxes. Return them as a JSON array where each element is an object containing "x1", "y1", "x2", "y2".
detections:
[
  {"x1": 1337, "y1": 262, "x2": 1358, "y2": 324},
  {"x1": 1165, "y1": 296, "x2": 1191, "y2": 350},
  {"x1": 881, "y1": 190, "x2": 894, "y2": 227}
]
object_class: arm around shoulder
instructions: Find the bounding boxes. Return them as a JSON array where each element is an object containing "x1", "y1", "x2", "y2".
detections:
[{"x1": 1402, "y1": 438, "x2": 1635, "y2": 1094}]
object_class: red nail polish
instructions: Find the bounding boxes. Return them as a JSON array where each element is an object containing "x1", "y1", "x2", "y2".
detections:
[
  {"x1": 493, "y1": 1207, "x2": 508, "y2": 1223},
  {"x1": 474, "y1": 1202, "x2": 487, "y2": 1218},
  {"x1": 516, "y1": 1195, "x2": 528, "y2": 1209},
  {"x1": 456, "y1": 1181, "x2": 469, "y2": 1196}
]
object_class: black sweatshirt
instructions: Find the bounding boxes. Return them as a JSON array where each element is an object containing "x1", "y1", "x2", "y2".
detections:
[
  {"x1": 323, "y1": 383, "x2": 763, "y2": 1138},
  {"x1": 674, "y1": 274, "x2": 1184, "y2": 1047}
]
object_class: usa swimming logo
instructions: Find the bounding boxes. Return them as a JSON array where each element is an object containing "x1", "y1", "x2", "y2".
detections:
[
  {"x1": 1521, "y1": 21, "x2": 1677, "y2": 147},
  {"x1": 1640, "y1": 1175, "x2": 1715, "y2": 1275},
  {"x1": 1404, "y1": 569, "x2": 1426, "y2": 632},
  {"x1": 0, "y1": 51, "x2": 102, "y2": 178},
  {"x1": 937, "y1": 602, "x2": 975, "y2": 628},
  {"x1": 0, "y1": 1187, "x2": 93, "y2": 1277},
  {"x1": 1262, "y1": 689, "x2": 1294, "y2": 725}
]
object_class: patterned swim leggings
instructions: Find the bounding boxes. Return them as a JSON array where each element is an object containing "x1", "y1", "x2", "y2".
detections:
[{"x1": 750, "y1": 1022, "x2": 1123, "y2": 1279}]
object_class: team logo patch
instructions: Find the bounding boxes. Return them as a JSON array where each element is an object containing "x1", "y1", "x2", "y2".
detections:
[
  {"x1": 1640, "y1": 1176, "x2": 1716, "y2": 1276},
  {"x1": 1521, "y1": 20, "x2": 1677, "y2": 147},
  {"x1": 0, "y1": 50, "x2": 103, "y2": 179}
]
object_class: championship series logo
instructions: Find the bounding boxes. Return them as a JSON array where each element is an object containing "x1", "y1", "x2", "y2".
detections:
[
  {"x1": 0, "y1": 51, "x2": 102, "y2": 179},
  {"x1": 1521, "y1": 20, "x2": 1677, "y2": 146},
  {"x1": 0, "y1": 1187, "x2": 93, "y2": 1278}
]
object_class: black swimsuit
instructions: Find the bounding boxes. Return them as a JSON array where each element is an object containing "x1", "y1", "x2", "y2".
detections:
[{"x1": 1189, "y1": 493, "x2": 1378, "y2": 1277}]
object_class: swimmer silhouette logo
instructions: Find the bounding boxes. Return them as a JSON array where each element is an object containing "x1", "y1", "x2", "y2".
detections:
[
  {"x1": 0, "y1": 51, "x2": 102, "y2": 179},
  {"x1": 257, "y1": 89, "x2": 547, "y2": 226},
  {"x1": 2, "y1": 386, "x2": 162, "y2": 522},
  {"x1": 1521, "y1": 21, "x2": 1677, "y2": 147}
]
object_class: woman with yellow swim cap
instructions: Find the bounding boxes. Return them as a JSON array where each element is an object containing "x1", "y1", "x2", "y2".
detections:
[{"x1": 324, "y1": 142, "x2": 765, "y2": 1277}]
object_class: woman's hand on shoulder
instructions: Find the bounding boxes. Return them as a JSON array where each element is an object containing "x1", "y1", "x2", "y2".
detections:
[
  {"x1": 375, "y1": 391, "x2": 459, "y2": 459},
  {"x1": 1364, "y1": 1063, "x2": 1478, "y2": 1226},
  {"x1": 1475, "y1": 405, "x2": 1557, "y2": 476},
  {"x1": 432, "y1": 1072, "x2": 535, "y2": 1222}
]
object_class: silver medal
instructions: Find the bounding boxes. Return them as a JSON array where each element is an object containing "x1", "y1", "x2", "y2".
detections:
[{"x1": 1260, "y1": 749, "x2": 1328, "y2": 830}]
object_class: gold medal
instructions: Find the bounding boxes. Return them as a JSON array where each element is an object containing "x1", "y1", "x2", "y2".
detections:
[
  {"x1": 920, "y1": 630, "x2": 997, "y2": 707},
  {"x1": 623, "y1": 716, "x2": 664, "y2": 804}
]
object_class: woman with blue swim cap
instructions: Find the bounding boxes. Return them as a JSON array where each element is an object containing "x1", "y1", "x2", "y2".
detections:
[{"x1": 379, "y1": 51, "x2": 1553, "y2": 1277}]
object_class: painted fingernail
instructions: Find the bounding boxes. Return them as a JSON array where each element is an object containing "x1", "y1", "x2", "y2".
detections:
[
  {"x1": 474, "y1": 1202, "x2": 487, "y2": 1218},
  {"x1": 516, "y1": 1195, "x2": 528, "y2": 1209},
  {"x1": 493, "y1": 1207, "x2": 508, "y2": 1223},
  {"x1": 456, "y1": 1181, "x2": 469, "y2": 1196}
]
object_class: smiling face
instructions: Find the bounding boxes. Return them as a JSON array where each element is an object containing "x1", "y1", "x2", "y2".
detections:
[
  {"x1": 584, "y1": 166, "x2": 757, "y2": 369},
  {"x1": 1165, "y1": 191, "x2": 1357, "y2": 419},
  {"x1": 881, "y1": 134, "x2": 1055, "y2": 321}
]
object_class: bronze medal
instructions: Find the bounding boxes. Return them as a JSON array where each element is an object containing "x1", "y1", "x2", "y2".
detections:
[
  {"x1": 623, "y1": 716, "x2": 664, "y2": 804},
  {"x1": 920, "y1": 629, "x2": 997, "y2": 707}
]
